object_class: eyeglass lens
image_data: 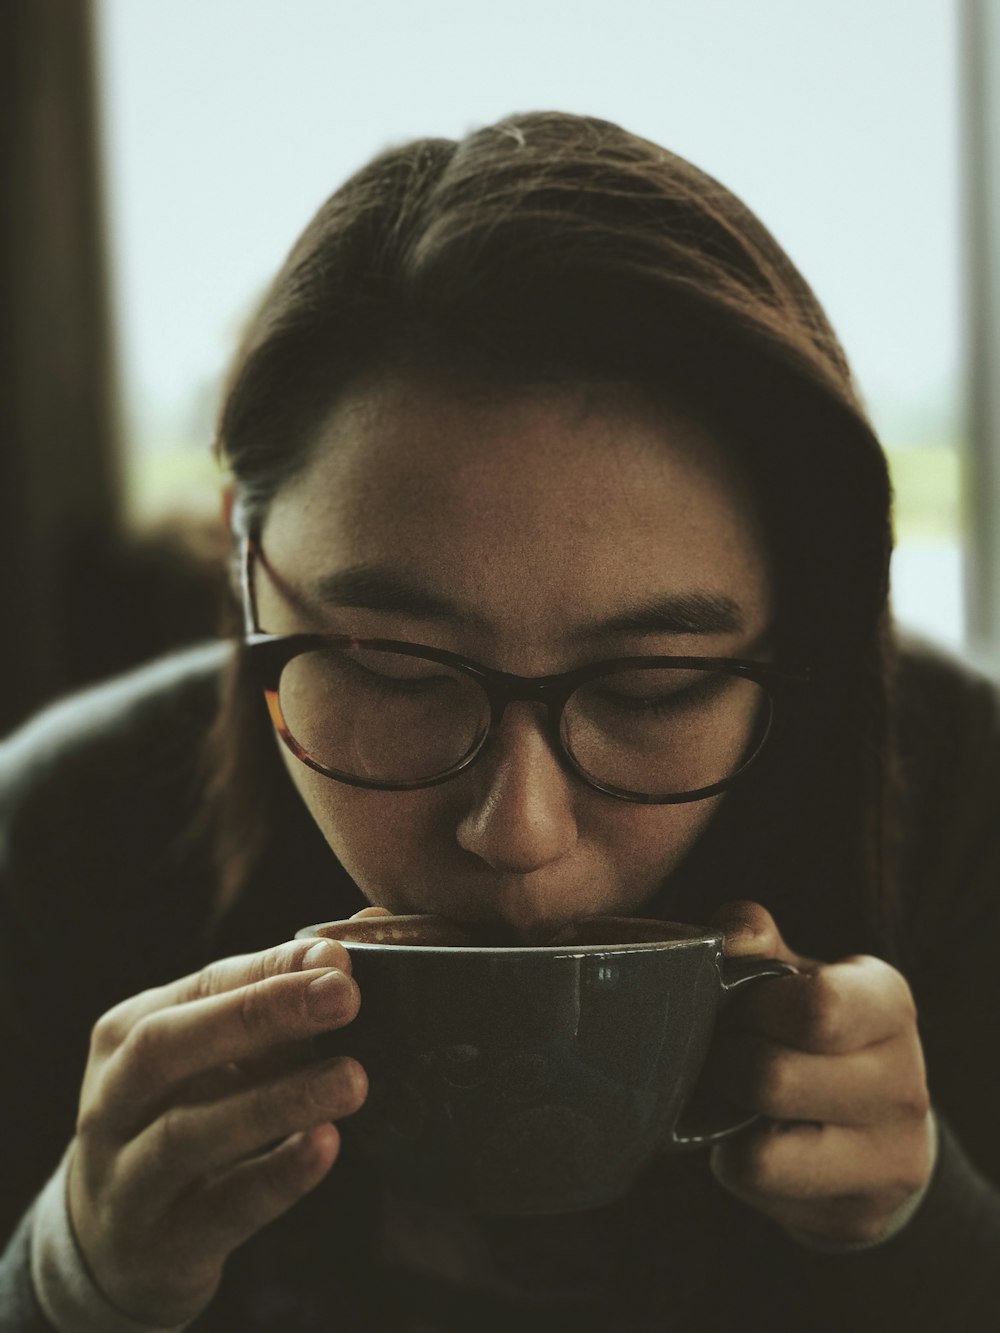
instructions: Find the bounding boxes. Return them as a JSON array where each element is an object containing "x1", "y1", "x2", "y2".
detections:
[{"x1": 275, "y1": 645, "x2": 770, "y2": 797}]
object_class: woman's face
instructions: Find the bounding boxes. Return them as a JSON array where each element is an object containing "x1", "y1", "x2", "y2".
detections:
[{"x1": 255, "y1": 376, "x2": 774, "y2": 942}]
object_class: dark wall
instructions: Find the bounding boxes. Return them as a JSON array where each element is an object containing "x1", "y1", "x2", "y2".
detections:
[{"x1": 0, "y1": 1, "x2": 224, "y2": 739}]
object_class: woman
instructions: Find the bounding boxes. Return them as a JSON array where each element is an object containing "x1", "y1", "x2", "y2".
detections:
[{"x1": 2, "y1": 111, "x2": 998, "y2": 1332}]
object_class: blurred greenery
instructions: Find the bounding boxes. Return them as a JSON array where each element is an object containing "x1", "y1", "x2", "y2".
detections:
[
  {"x1": 125, "y1": 439, "x2": 965, "y2": 545},
  {"x1": 885, "y1": 441, "x2": 963, "y2": 543},
  {"x1": 125, "y1": 442, "x2": 225, "y2": 529}
]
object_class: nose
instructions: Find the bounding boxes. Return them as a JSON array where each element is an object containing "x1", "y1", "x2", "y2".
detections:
[{"x1": 455, "y1": 703, "x2": 579, "y2": 875}]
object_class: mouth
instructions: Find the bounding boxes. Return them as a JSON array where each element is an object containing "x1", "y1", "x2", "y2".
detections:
[
  {"x1": 371, "y1": 870, "x2": 631, "y2": 946},
  {"x1": 368, "y1": 898, "x2": 582, "y2": 947}
]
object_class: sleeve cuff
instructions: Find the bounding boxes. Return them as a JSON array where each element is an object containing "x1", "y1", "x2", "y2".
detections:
[{"x1": 29, "y1": 1145, "x2": 192, "y2": 1333}]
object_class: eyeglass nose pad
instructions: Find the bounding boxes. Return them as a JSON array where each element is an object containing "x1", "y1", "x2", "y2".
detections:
[
  {"x1": 472, "y1": 696, "x2": 576, "y2": 796},
  {"x1": 475, "y1": 687, "x2": 549, "y2": 749}
]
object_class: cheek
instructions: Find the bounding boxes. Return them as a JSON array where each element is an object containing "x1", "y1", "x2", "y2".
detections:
[
  {"x1": 599, "y1": 797, "x2": 723, "y2": 886},
  {"x1": 283, "y1": 755, "x2": 445, "y2": 904}
]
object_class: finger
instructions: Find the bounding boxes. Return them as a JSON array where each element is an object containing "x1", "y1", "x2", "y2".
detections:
[
  {"x1": 114, "y1": 1056, "x2": 367, "y2": 1223},
  {"x1": 350, "y1": 906, "x2": 393, "y2": 919},
  {"x1": 69, "y1": 1125, "x2": 342, "y2": 1327},
  {"x1": 178, "y1": 1062, "x2": 252, "y2": 1106},
  {"x1": 93, "y1": 967, "x2": 361, "y2": 1140},
  {"x1": 92, "y1": 937, "x2": 353, "y2": 1054},
  {"x1": 711, "y1": 1115, "x2": 934, "y2": 1209},
  {"x1": 712, "y1": 1029, "x2": 930, "y2": 1126},
  {"x1": 171, "y1": 1122, "x2": 342, "y2": 1259},
  {"x1": 710, "y1": 900, "x2": 812, "y2": 969},
  {"x1": 727, "y1": 956, "x2": 918, "y2": 1053}
]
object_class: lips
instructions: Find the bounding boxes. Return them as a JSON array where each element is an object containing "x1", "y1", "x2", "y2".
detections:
[{"x1": 366, "y1": 858, "x2": 654, "y2": 946}]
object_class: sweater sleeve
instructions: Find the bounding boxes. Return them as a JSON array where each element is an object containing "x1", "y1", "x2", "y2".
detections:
[
  {"x1": 28, "y1": 1148, "x2": 192, "y2": 1333},
  {"x1": 784, "y1": 640, "x2": 1000, "y2": 1329},
  {"x1": 895, "y1": 643, "x2": 1000, "y2": 1186},
  {"x1": 773, "y1": 1112, "x2": 1000, "y2": 1331},
  {"x1": 0, "y1": 1208, "x2": 57, "y2": 1333},
  {"x1": 0, "y1": 651, "x2": 226, "y2": 1319}
]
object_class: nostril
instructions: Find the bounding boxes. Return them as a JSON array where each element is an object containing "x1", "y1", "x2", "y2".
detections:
[{"x1": 455, "y1": 815, "x2": 577, "y2": 874}]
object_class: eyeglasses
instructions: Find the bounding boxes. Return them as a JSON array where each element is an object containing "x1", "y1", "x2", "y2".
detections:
[{"x1": 240, "y1": 535, "x2": 811, "y2": 804}]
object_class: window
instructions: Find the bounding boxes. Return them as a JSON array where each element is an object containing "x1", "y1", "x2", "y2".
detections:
[{"x1": 96, "y1": 0, "x2": 965, "y2": 649}]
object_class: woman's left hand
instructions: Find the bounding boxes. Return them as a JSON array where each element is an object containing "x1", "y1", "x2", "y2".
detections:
[{"x1": 707, "y1": 900, "x2": 934, "y2": 1246}]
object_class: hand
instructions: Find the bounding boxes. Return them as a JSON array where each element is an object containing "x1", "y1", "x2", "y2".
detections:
[
  {"x1": 68, "y1": 935, "x2": 367, "y2": 1326},
  {"x1": 707, "y1": 901, "x2": 934, "y2": 1246}
]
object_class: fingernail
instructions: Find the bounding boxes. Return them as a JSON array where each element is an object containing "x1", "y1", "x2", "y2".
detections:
[
  {"x1": 303, "y1": 939, "x2": 341, "y2": 969},
  {"x1": 306, "y1": 969, "x2": 353, "y2": 1020}
]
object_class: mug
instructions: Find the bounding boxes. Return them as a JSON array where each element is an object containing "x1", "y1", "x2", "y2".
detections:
[{"x1": 296, "y1": 914, "x2": 792, "y2": 1215}]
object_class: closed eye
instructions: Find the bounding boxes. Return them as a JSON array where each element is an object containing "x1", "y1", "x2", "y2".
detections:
[
  {"x1": 333, "y1": 649, "x2": 458, "y2": 694},
  {"x1": 587, "y1": 671, "x2": 729, "y2": 715}
]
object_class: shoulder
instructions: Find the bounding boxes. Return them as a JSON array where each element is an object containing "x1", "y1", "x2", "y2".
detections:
[
  {"x1": 893, "y1": 634, "x2": 1000, "y2": 951},
  {"x1": 894, "y1": 632, "x2": 1000, "y2": 775},
  {"x1": 0, "y1": 643, "x2": 232, "y2": 935},
  {"x1": 1, "y1": 641, "x2": 230, "y2": 787},
  {"x1": 896, "y1": 630, "x2": 999, "y2": 705}
]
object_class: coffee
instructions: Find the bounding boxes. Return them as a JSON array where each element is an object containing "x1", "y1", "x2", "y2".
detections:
[
  {"x1": 310, "y1": 914, "x2": 484, "y2": 947},
  {"x1": 304, "y1": 912, "x2": 698, "y2": 949}
]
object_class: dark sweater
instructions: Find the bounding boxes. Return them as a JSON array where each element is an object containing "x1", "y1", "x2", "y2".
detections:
[{"x1": 1, "y1": 640, "x2": 999, "y2": 1332}]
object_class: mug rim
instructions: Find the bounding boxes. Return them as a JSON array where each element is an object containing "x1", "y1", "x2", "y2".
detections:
[{"x1": 295, "y1": 920, "x2": 720, "y2": 954}]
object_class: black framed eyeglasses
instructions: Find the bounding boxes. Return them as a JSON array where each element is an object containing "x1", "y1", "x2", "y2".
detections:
[{"x1": 239, "y1": 533, "x2": 811, "y2": 805}]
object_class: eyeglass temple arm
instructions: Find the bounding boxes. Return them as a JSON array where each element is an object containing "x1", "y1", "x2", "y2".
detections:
[{"x1": 233, "y1": 501, "x2": 262, "y2": 636}]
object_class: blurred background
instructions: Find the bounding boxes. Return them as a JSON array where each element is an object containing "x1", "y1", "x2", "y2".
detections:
[{"x1": 2, "y1": 0, "x2": 999, "y2": 737}]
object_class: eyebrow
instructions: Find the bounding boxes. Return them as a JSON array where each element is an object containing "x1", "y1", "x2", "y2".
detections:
[{"x1": 312, "y1": 566, "x2": 745, "y2": 638}]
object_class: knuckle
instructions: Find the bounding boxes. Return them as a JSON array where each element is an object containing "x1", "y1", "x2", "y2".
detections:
[
  {"x1": 75, "y1": 1097, "x2": 103, "y2": 1143},
  {"x1": 91, "y1": 994, "x2": 149, "y2": 1056},
  {"x1": 247, "y1": 944, "x2": 294, "y2": 986},
  {"x1": 194, "y1": 957, "x2": 234, "y2": 1001},
  {"x1": 750, "y1": 1050, "x2": 797, "y2": 1117},
  {"x1": 716, "y1": 900, "x2": 775, "y2": 956},
  {"x1": 715, "y1": 1127, "x2": 781, "y2": 1193},
  {"x1": 123, "y1": 1013, "x2": 166, "y2": 1078},
  {"x1": 91, "y1": 1007, "x2": 125, "y2": 1056},
  {"x1": 853, "y1": 955, "x2": 919, "y2": 1025},
  {"x1": 153, "y1": 1104, "x2": 190, "y2": 1170},
  {"x1": 894, "y1": 1159, "x2": 931, "y2": 1200},
  {"x1": 887, "y1": 969, "x2": 919, "y2": 1024},
  {"x1": 800, "y1": 971, "x2": 845, "y2": 1050},
  {"x1": 839, "y1": 1202, "x2": 893, "y2": 1246},
  {"x1": 897, "y1": 1074, "x2": 932, "y2": 1122}
]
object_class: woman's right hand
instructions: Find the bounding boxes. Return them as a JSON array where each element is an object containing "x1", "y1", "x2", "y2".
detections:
[{"x1": 67, "y1": 935, "x2": 367, "y2": 1327}]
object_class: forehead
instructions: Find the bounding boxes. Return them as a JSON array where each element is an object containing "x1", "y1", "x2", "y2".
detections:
[{"x1": 261, "y1": 376, "x2": 772, "y2": 651}]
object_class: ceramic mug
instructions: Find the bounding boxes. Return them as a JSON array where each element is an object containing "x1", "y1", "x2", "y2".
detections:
[{"x1": 296, "y1": 914, "x2": 793, "y2": 1215}]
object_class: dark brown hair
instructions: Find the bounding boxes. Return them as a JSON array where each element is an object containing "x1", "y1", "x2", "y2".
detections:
[{"x1": 210, "y1": 111, "x2": 896, "y2": 955}]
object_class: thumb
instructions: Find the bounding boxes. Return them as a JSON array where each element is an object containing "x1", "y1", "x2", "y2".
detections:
[{"x1": 709, "y1": 899, "x2": 811, "y2": 971}]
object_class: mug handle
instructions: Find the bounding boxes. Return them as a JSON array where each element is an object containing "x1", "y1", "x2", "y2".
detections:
[{"x1": 668, "y1": 955, "x2": 797, "y2": 1150}]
